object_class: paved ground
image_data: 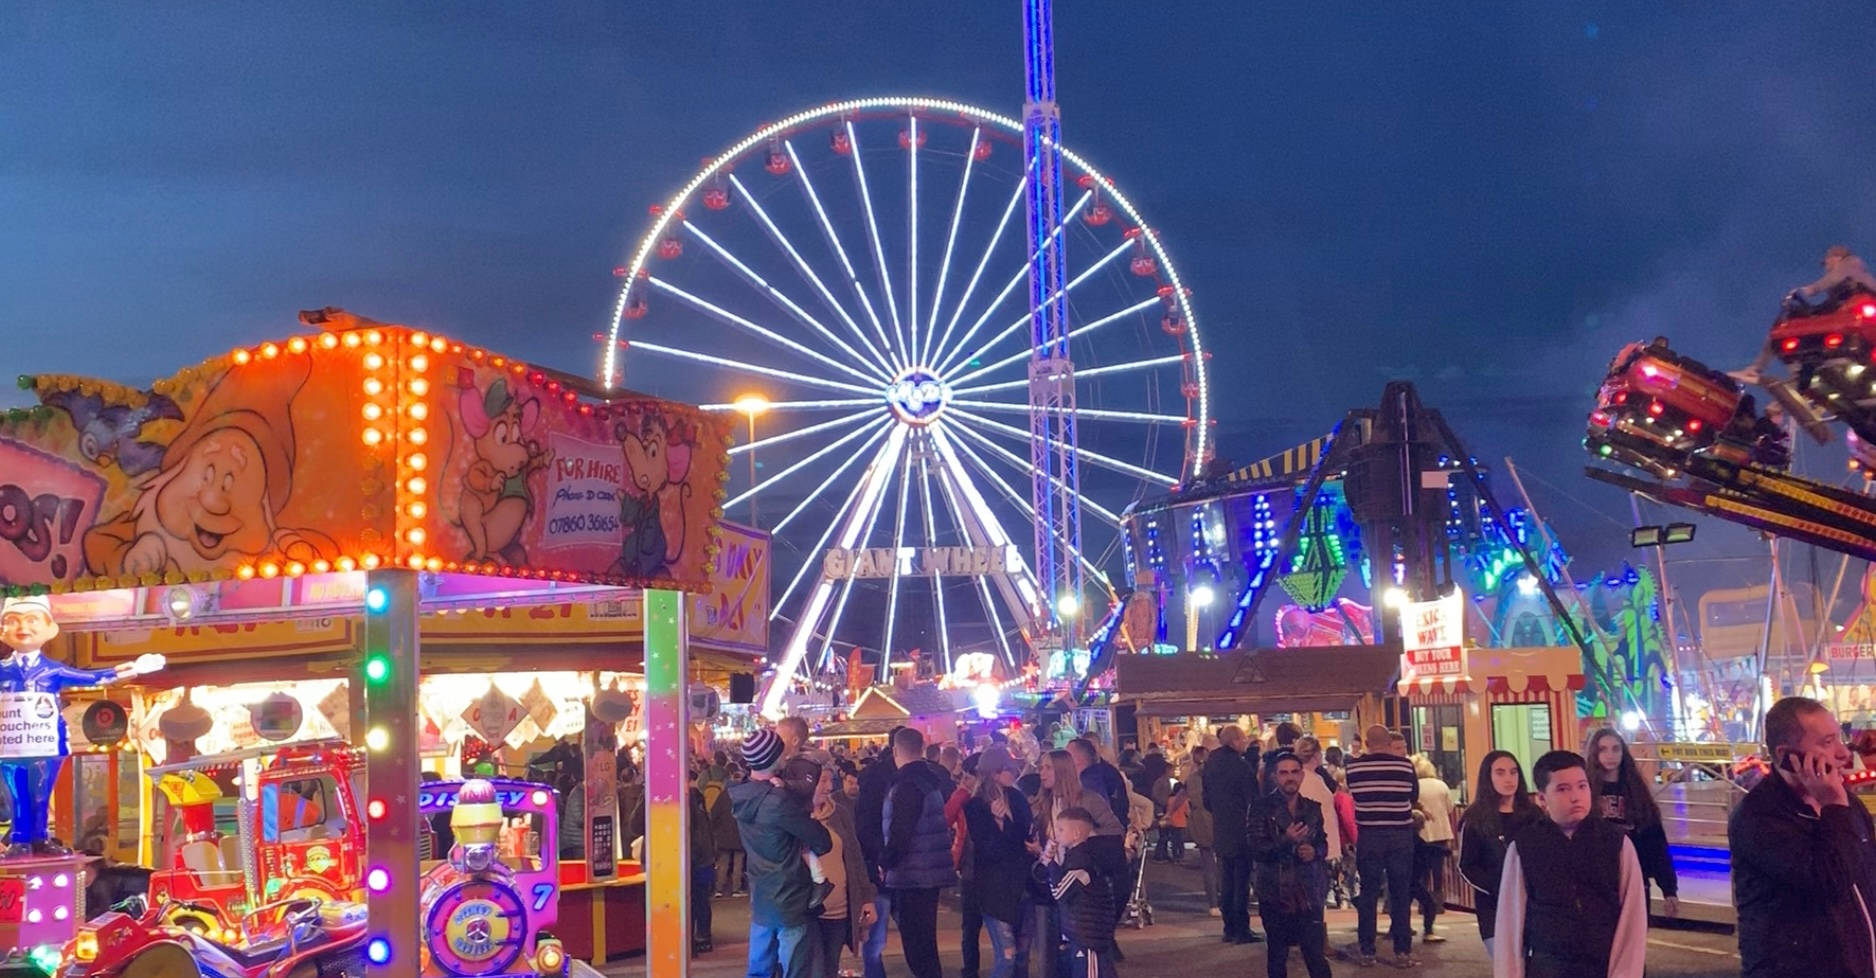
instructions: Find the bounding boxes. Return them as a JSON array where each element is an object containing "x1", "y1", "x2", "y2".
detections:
[{"x1": 603, "y1": 859, "x2": 1743, "y2": 977}]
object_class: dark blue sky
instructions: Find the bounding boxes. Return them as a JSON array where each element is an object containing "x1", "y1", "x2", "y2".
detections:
[{"x1": 7, "y1": 1, "x2": 1876, "y2": 605}]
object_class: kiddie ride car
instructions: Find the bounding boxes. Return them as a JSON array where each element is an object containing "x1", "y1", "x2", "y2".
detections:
[
  {"x1": 1587, "y1": 339, "x2": 1790, "y2": 478},
  {"x1": 1768, "y1": 283, "x2": 1876, "y2": 444},
  {"x1": 58, "y1": 778, "x2": 565, "y2": 978},
  {"x1": 141, "y1": 742, "x2": 367, "y2": 939}
]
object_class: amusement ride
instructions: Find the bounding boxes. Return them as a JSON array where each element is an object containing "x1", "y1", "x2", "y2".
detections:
[{"x1": 604, "y1": 82, "x2": 1212, "y2": 712}]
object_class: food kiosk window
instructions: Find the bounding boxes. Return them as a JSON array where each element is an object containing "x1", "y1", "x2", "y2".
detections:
[
  {"x1": 1410, "y1": 704, "x2": 1467, "y2": 793},
  {"x1": 1490, "y1": 702, "x2": 1554, "y2": 778}
]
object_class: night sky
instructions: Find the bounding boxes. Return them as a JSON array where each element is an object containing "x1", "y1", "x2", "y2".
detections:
[{"x1": 8, "y1": 2, "x2": 1876, "y2": 638}]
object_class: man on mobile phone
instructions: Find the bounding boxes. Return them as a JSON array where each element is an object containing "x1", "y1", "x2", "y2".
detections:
[{"x1": 1731, "y1": 696, "x2": 1876, "y2": 978}]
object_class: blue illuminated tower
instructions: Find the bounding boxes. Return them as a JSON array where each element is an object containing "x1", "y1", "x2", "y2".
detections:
[{"x1": 1023, "y1": 0, "x2": 1082, "y2": 639}]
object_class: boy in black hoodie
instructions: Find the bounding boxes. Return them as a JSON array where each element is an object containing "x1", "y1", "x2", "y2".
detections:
[{"x1": 1050, "y1": 807, "x2": 1119, "y2": 978}]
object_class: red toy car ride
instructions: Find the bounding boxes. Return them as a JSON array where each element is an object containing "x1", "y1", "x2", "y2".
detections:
[{"x1": 1588, "y1": 340, "x2": 1789, "y2": 475}]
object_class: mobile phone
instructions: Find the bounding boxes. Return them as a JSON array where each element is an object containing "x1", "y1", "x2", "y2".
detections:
[{"x1": 1776, "y1": 748, "x2": 1801, "y2": 774}]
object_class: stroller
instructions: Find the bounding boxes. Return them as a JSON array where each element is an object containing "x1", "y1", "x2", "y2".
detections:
[{"x1": 1120, "y1": 828, "x2": 1154, "y2": 928}]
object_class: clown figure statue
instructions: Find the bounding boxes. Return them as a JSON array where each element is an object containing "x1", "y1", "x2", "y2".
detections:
[{"x1": 0, "y1": 596, "x2": 164, "y2": 856}]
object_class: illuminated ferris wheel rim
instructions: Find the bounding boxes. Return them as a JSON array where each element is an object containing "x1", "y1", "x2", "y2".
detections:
[{"x1": 601, "y1": 94, "x2": 1213, "y2": 475}]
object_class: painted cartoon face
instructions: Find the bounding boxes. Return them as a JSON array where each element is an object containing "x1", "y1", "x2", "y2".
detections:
[
  {"x1": 476, "y1": 404, "x2": 532, "y2": 476},
  {"x1": 155, "y1": 429, "x2": 273, "y2": 560},
  {"x1": 622, "y1": 425, "x2": 665, "y2": 492},
  {"x1": 0, "y1": 610, "x2": 58, "y2": 653}
]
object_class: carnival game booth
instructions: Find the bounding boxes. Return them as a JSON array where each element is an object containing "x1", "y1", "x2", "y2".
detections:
[{"x1": 0, "y1": 313, "x2": 730, "y2": 978}]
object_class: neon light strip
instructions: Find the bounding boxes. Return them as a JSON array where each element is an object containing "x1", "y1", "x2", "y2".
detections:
[
  {"x1": 676, "y1": 223, "x2": 888, "y2": 381},
  {"x1": 627, "y1": 340, "x2": 878, "y2": 396},
  {"x1": 946, "y1": 296, "x2": 1160, "y2": 386},
  {"x1": 650, "y1": 272, "x2": 883, "y2": 386},
  {"x1": 946, "y1": 420, "x2": 1122, "y2": 524},
  {"x1": 762, "y1": 425, "x2": 907, "y2": 717},
  {"x1": 879, "y1": 447, "x2": 914, "y2": 680},
  {"x1": 948, "y1": 430, "x2": 1110, "y2": 583},
  {"x1": 929, "y1": 190, "x2": 1091, "y2": 375},
  {"x1": 948, "y1": 407, "x2": 1179, "y2": 485},
  {"x1": 726, "y1": 415, "x2": 893, "y2": 508},
  {"x1": 786, "y1": 139, "x2": 902, "y2": 374},
  {"x1": 951, "y1": 399, "x2": 1186, "y2": 424},
  {"x1": 923, "y1": 127, "x2": 982, "y2": 368},
  {"x1": 770, "y1": 430, "x2": 898, "y2": 617},
  {"x1": 906, "y1": 114, "x2": 920, "y2": 365},
  {"x1": 928, "y1": 166, "x2": 1030, "y2": 374},
  {"x1": 846, "y1": 121, "x2": 907, "y2": 362},
  {"x1": 729, "y1": 409, "x2": 875, "y2": 457},
  {"x1": 937, "y1": 233, "x2": 1131, "y2": 378},
  {"x1": 930, "y1": 438, "x2": 1019, "y2": 663},
  {"x1": 705, "y1": 399, "x2": 877, "y2": 414},
  {"x1": 642, "y1": 588, "x2": 689, "y2": 975},
  {"x1": 729, "y1": 173, "x2": 896, "y2": 371},
  {"x1": 772, "y1": 422, "x2": 895, "y2": 536},
  {"x1": 916, "y1": 452, "x2": 954, "y2": 672}
]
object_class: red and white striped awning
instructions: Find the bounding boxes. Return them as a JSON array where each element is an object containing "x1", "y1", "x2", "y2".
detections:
[{"x1": 1397, "y1": 672, "x2": 1586, "y2": 698}]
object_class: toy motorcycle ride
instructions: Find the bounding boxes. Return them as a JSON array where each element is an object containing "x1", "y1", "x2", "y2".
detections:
[{"x1": 60, "y1": 895, "x2": 367, "y2": 978}]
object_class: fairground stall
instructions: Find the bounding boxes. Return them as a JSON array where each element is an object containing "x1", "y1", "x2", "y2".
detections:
[{"x1": 0, "y1": 312, "x2": 728, "y2": 978}]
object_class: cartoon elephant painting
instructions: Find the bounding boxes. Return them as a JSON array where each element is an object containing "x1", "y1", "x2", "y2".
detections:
[{"x1": 615, "y1": 414, "x2": 694, "y2": 579}]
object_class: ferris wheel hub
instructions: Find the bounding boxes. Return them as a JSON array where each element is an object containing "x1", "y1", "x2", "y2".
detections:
[{"x1": 885, "y1": 368, "x2": 952, "y2": 427}]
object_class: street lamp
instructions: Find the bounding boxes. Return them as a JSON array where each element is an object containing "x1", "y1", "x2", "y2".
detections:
[{"x1": 732, "y1": 393, "x2": 771, "y2": 526}]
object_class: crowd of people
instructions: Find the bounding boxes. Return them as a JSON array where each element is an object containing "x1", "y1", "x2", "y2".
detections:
[{"x1": 663, "y1": 693, "x2": 1876, "y2": 978}]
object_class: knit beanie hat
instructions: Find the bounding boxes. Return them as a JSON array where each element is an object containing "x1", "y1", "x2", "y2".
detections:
[{"x1": 742, "y1": 728, "x2": 785, "y2": 773}]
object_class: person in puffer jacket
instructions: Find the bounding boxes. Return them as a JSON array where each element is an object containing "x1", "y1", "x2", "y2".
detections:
[
  {"x1": 1049, "y1": 807, "x2": 1119, "y2": 978},
  {"x1": 731, "y1": 729, "x2": 834, "y2": 978},
  {"x1": 881, "y1": 727, "x2": 958, "y2": 978}
]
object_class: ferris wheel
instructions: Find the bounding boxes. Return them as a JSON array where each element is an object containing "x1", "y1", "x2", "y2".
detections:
[{"x1": 603, "y1": 96, "x2": 1211, "y2": 703}]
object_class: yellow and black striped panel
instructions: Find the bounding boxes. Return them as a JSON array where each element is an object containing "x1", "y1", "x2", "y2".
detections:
[{"x1": 1224, "y1": 433, "x2": 1332, "y2": 484}]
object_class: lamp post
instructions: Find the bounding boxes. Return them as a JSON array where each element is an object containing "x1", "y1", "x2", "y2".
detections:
[{"x1": 733, "y1": 393, "x2": 770, "y2": 526}]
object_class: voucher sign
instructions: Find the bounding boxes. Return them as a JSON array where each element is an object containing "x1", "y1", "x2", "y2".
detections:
[{"x1": 0, "y1": 692, "x2": 63, "y2": 758}]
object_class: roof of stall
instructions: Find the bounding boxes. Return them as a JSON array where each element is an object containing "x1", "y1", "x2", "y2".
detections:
[
  {"x1": 1114, "y1": 643, "x2": 1400, "y2": 716},
  {"x1": 0, "y1": 310, "x2": 731, "y2": 599}
]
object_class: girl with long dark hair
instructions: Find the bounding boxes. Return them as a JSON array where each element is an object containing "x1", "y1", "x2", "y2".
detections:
[
  {"x1": 1584, "y1": 728, "x2": 1679, "y2": 915},
  {"x1": 1456, "y1": 750, "x2": 1541, "y2": 958}
]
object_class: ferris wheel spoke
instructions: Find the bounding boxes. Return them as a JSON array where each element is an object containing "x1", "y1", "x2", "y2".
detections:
[
  {"x1": 728, "y1": 174, "x2": 897, "y2": 373},
  {"x1": 677, "y1": 222, "x2": 890, "y2": 382},
  {"x1": 907, "y1": 114, "x2": 921, "y2": 368},
  {"x1": 943, "y1": 422, "x2": 1120, "y2": 525},
  {"x1": 770, "y1": 428, "x2": 901, "y2": 618},
  {"x1": 921, "y1": 127, "x2": 982, "y2": 369},
  {"x1": 725, "y1": 415, "x2": 893, "y2": 510},
  {"x1": 771, "y1": 422, "x2": 894, "y2": 536},
  {"x1": 949, "y1": 353, "x2": 1187, "y2": 398},
  {"x1": 879, "y1": 445, "x2": 915, "y2": 680},
  {"x1": 762, "y1": 425, "x2": 907, "y2": 716},
  {"x1": 945, "y1": 429, "x2": 1111, "y2": 588},
  {"x1": 927, "y1": 425, "x2": 1046, "y2": 618},
  {"x1": 915, "y1": 453, "x2": 953, "y2": 672},
  {"x1": 930, "y1": 189, "x2": 1092, "y2": 375},
  {"x1": 648, "y1": 273, "x2": 884, "y2": 386},
  {"x1": 706, "y1": 398, "x2": 877, "y2": 415},
  {"x1": 724, "y1": 409, "x2": 877, "y2": 458},
  {"x1": 785, "y1": 140, "x2": 905, "y2": 374},
  {"x1": 626, "y1": 339, "x2": 879, "y2": 396},
  {"x1": 927, "y1": 165, "x2": 1029, "y2": 373},
  {"x1": 939, "y1": 233, "x2": 1134, "y2": 379},
  {"x1": 948, "y1": 407, "x2": 1179, "y2": 485},
  {"x1": 844, "y1": 122, "x2": 910, "y2": 365},
  {"x1": 947, "y1": 296, "x2": 1160, "y2": 387},
  {"x1": 929, "y1": 437, "x2": 1021, "y2": 664},
  {"x1": 951, "y1": 399, "x2": 1186, "y2": 425},
  {"x1": 815, "y1": 433, "x2": 903, "y2": 673}
]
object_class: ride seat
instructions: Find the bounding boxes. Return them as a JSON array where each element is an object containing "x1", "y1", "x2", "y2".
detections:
[{"x1": 180, "y1": 839, "x2": 243, "y2": 888}]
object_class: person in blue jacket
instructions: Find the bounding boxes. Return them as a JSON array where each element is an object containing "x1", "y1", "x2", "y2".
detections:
[{"x1": 0, "y1": 595, "x2": 164, "y2": 856}]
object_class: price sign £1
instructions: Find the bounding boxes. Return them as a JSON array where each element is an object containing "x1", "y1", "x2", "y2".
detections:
[{"x1": 463, "y1": 685, "x2": 525, "y2": 746}]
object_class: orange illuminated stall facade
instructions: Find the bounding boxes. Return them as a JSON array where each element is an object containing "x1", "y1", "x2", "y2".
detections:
[{"x1": 0, "y1": 315, "x2": 731, "y2": 975}]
